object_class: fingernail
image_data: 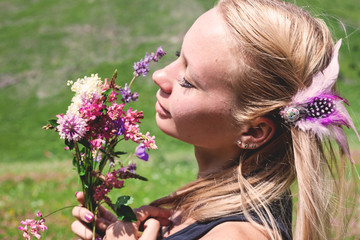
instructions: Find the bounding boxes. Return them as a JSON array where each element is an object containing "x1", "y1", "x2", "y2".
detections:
[
  {"x1": 75, "y1": 191, "x2": 78, "y2": 197},
  {"x1": 84, "y1": 213, "x2": 94, "y2": 221}
]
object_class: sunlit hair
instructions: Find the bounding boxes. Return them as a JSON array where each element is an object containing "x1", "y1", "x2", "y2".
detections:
[{"x1": 152, "y1": 0, "x2": 357, "y2": 239}]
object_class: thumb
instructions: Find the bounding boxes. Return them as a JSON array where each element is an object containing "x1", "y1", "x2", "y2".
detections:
[{"x1": 139, "y1": 218, "x2": 161, "y2": 240}]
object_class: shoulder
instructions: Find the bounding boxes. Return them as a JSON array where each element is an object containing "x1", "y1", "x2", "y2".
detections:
[{"x1": 199, "y1": 221, "x2": 271, "y2": 240}]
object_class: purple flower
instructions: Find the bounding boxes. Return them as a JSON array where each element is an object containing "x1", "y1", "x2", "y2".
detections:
[
  {"x1": 119, "y1": 84, "x2": 139, "y2": 103},
  {"x1": 133, "y1": 58, "x2": 150, "y2": 77},
  {"x1": 133, "y1": 46, "x2": 166, "y2": 77},
  {"x1": 56, "y1": 113, "x2": 87, "y2": 142},
  {"x1": 135, "y1": 144, "x2": 149, "y2": 161},
  {"x1": 152, "y1": 46, "x2": 166, "y2": 62},
  {"x1": 113, "y1": 118, "x2": 125, "y2": 136}
]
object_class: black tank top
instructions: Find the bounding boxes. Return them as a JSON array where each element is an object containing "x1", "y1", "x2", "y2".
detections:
[{"x1": 162, "y1": 193, "x2": 292, "y2": 240}]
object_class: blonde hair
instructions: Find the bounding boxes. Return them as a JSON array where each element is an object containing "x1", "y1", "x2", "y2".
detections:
[{"x1": 152, "y1": 0, "x2": 357, "y2": 239}]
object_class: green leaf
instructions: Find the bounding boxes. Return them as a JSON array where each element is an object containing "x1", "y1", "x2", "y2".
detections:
[
  {"x1": 48, "y1": 119, "x2": 59, "y2": 128},
  {"x1": 116, "y1": 195, "x2": 134, "y2": 206},
  {"x1": 78, "y1": 138, "x2": 91, "y2": 149},
  {"x1": 113, "y1": 151, "x2": 127, "y2": 157},
  {"x1": 72, "y1": 156, "x2": 77, "y2": 167},
  {"x1": 79, "y1": 167, "x2": 86, "y2": 176},
  {"x1": 114, "y1": 196, "x2": 137, "y2": 222},
  {"x1": 115, "y1": 205, "x2": 137, "y2": 222},
  {"x1": 65, "y1": 139, "x2": 74, "y2": 150},
  {"x1": 102, "y1": 88, "x2": 113, "y2": 98}
]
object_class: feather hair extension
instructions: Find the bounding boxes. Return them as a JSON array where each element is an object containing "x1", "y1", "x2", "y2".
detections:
[{"x1": 281, "y1": 39, "x2": 360, "y2": 164}]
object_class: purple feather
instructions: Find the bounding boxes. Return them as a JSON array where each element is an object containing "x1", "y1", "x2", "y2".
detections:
[{"x1": 287, "y1": 39, "x2": 360, "y2": 163}]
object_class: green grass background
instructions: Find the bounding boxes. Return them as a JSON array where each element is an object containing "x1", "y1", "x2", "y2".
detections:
[{"x1": 0, "y1": 0, "x2": 359, "y2": 239}]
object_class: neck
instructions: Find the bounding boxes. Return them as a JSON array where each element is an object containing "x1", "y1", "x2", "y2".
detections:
[{"x1": 194, "y1": 145, "x2": 241, "y2": 178}]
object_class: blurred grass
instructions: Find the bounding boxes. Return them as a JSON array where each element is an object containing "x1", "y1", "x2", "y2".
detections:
[{"x1": 0, "y1": 0, "x2": 359, "y2": 239}]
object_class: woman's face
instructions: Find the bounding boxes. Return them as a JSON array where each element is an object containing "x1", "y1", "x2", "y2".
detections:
[{"x1": 153, "y1": 8, "x2": 241, "y2": 151}]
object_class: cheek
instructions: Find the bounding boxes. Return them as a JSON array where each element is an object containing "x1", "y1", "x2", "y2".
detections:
[{"x1": 172, "y1": 99, "x2": 233, "y2": 135}]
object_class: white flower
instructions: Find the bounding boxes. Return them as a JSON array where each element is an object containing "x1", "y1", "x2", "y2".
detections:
[{"x1": 66, "y1": 73, "x2": 103, "y2": 114}]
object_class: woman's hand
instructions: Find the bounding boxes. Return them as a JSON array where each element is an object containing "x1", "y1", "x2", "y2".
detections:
[
  {"x1": 72, "y1": 192, "x2": 118, "y2": 239},
  {"x1": 71, "y1": 192, "x2": 172, "y2": 240},
  {"x1": 103, "y1": 205, "x2": 172, "y2": 240}
]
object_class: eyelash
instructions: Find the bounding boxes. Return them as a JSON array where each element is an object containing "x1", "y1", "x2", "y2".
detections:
[
  {"x1": 175, "y1": 50, "x2": 193, "y2": 88},
  {"x1": 179, "y1": 77, "x2": 194, "y2": 88}
]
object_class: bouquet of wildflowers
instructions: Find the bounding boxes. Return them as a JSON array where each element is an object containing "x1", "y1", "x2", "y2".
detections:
[{"x1": 19, "y1": 47, "x2": 166, "y2": 240}]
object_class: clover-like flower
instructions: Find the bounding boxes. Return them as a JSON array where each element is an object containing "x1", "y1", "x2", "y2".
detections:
[{"x1": 56, "y1": 113, "x2": 87, "y2": 142}]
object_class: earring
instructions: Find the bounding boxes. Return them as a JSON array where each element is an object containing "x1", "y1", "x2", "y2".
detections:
[
  {"x1": 251, "y1": 144, "x2": 257, "y2": 149},
  {"x1": 244, "y1": 143, "x2": 249, "y2": 149},
  {"x1": 236, "y1": 140, "x2": 242, "y2": 147}
]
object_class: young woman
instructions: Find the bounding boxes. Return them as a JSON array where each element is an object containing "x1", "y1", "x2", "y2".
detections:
[{"x1": 72, "y1": 0, "x2": 359, "y2": 239}]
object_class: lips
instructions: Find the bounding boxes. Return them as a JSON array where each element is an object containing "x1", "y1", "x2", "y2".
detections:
[{"x1": 155, "y1": 100, "x2": 171, "y2": 117}]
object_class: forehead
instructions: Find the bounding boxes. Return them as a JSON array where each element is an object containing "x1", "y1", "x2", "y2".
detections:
[{"x1": 182, "y1": 8, "x2": 238, "y2": 87}]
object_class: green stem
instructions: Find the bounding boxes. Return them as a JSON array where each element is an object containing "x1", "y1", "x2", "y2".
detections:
[
  {"x1": 128, "y1": 75, "x2": 137, "y2": 89},
  {"x1": 92, "y1": 206, "x2": 99, "y2": 240},
  {"x1": 42, "y1": 205, "x2": 77, "y2": 219}
]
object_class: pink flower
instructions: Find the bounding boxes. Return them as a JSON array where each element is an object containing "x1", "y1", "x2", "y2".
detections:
[
  {"x1": 56, "y1": 113, "x2": 87, "y2": 142},
  {"x1": 90, "y1": 138, "x2": 105, "y2": 151},
  {"x1": 124, "y1": 108, "x2": 143, "y2": 125},
  {"x1": 101, "y1": 78, "x2": 110, "y2": 91},
  {"x1": 107, "y1": 103, "x2": 125, "y2": 120},
  {"x1": 141, "y1": 132, "x2": 157, "y2": 150},
  {"x1": 79, "y1": 99, "x2": 105, "y2": 121},
  {"x1": 124, "y1": 122, "x2": 141, "y2": 142},
  {"x1": 108, "y1": 90, "x2": 119, "y2": 103},
  {"x1": 19, "y1": 212, "x2": 47, "y2": 240},
  {"x1": 93, "y1": 164, "x2": 137, "y2": 202}
]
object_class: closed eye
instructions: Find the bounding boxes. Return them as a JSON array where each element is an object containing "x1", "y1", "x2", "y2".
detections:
[{"x1": 179, "y1": 77, "x2": 194, "y2": 88}]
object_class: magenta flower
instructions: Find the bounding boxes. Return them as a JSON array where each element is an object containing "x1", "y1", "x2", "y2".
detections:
[
  {"x1": 93, "y1": 164, "x2": 139, "y2": 202},
  {"x1": 79, "y1": 99, "x2": 105, "y2": 121},
  {"x1": 56, "y1": 113, "x2": 87, "y2": 142},
  {"x1": 19, "y1": 211, "x2": 47, "y2": 240},
  {"x1": 135, "y1": 144, "x2": 149, "y2": 161}
]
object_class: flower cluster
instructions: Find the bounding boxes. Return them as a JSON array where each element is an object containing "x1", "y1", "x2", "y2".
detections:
[
  {"x1": 93, "y1": 164, "x2": 137, "y2": 202},
  {"x1": 56, "y1": 71, "x2": 158, "y2": 160},
  {"x1": 33, "y1": 47, "x2": 166, "y2": 239},
  {"x1": 18, "y1": 211, "x2": 47, "y2": 240}
]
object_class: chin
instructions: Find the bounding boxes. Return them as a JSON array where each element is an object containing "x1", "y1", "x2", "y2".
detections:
[{"x1": 155, "y1": 114, "x2": 179, "y2": 139}]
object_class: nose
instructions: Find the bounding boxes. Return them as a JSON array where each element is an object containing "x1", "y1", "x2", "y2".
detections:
[{"x1": 152, "y1": 67, "x2": 173, "y2": 94}]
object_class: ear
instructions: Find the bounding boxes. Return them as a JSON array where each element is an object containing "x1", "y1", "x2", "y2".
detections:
[{"x1": 236, "y1": 117, "x2": 276, "y2": 149}]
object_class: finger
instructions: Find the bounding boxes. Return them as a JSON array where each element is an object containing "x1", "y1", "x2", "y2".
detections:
[
  {"x1": 75, "y1": 191, "x2": 85, "y2": 205},
  {"x1": 72, "y1": 206, "x2": 95, "y2": 223},
  {"x1": 134, "y1": 206, "x2": 172, "y2": 223},
  {"x1": 98, "y1": 204, "x2": 118, "y2": 223},
  {"x1": 139, "y1": 218, "x2": 161, "y2": 240},
  {"x1": 105, "y1": 221, "x2": 139, "y2": 239},
  {"x1": 95, "y1": 216, "x2": 114, "y2": 233},
  {"x1": 71, "y1": 220, "x2": 94, "y2": 240}
]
